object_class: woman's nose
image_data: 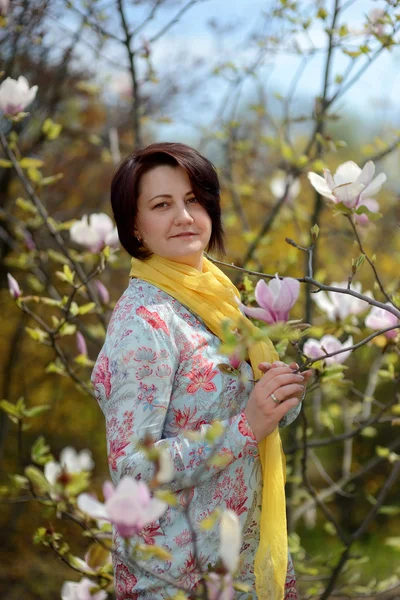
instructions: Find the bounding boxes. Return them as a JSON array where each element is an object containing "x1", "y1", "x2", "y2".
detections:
[{"x1": 173, "y1": 204, "x2": 194, "y2": 225}]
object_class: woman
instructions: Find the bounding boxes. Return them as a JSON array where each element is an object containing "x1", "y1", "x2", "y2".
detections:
[{"x1": 92, "y1": 142, "x2": 311, "y2": 599}]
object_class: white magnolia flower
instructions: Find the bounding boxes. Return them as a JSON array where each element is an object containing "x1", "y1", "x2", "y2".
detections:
[
  {"x1": 303, "y1": 335, "x2": 353, "y2": 365},
  {"x1": 367, "y1": 8, "x2": 386, "y2": 36},
  {"x1": 219, "y1": 509, "x2": 241, "y2": 574},
  {"x1": 0, "y1": 76, "x2": 38, "y2": 115},
  {"x1": 308, "y1": 160, "x2": 386, "y2": 215},
  {"x1": 270, "y1": 172, "x2": 300, "y2": 205},
  {"x1": 70, "y1": 213, "x2": 119, "y2": 253},
  {"x1": 61, "y1": 577, "x2": 107, "y2": 600},
  {"x1": 44, "y1": 447, "x2": 94, "y2": 486},
  {"x1": 312, "y1": 281, "x2": 372, "y2": 322}
]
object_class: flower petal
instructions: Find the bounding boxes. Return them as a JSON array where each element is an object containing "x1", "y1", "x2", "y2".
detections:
[
  {"x1": 77, "y1": 493, "x2": 108, "y2": 520},
  {"x1": 308, "y1": 172, "x2": 335, "y2": 200},
  {"x1": 60, "y1": 581, "x2": 78, "y2": 600},
  {"x1": 333, "y1": 161, "x2": 361, "y2": 186},
  {"x1": 311, "y1": 291, "x2": 336, "y2": 321},
  {"x1": 333, "y1": 182, "x2": 365, "y2": 208},
  {"x1": 360, "y1": 172, "x2": 387, "y2": 200},
  {"x1": 220, "y1": 510, "x2": 241, "y2": 574},
  {"x1": 303, "y1": 339, "x2": 325, "y2": 360},
  {"x1": 254, "y1": 279, "x2": 274, "y2": 310},
  {"x1": 90, "y1": 213, "x2": 114, "y2": 239},
  {"x1": 241, "y1": 304, "x2": 276, "y2": 324},
  {"x1": 44, "y1": 461, "x2": 62, "y2": 486},
  {"x1": 275, "y1": 277, "x2": 300, "y2": 311},
  {"x1": 356, "y1": 160, "x2": 375, "y2": 186},
  {"x1": 102, "y1": 480, "x2": 115, "y2": 501}
]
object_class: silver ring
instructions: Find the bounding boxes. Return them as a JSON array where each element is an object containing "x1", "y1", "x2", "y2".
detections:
[{"x1": 270, "y1": 392, "x2": 280, "y2": 404}]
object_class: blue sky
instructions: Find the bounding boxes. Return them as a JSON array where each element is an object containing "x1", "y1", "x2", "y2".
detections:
[{"x1": 59, "y1": 0, "x2": 400, "y2": 139}]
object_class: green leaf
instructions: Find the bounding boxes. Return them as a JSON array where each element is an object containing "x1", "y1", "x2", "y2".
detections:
[
  {"x1": 205, "y1": 420, "x2": 225, "y2": 442},
  {"x1": 16, "y1": 197, "x2": 37, "y2": 214},
  {"x1": 65, "y1": 471, "x2": 90, "y2": 496},
  {"x1": 385, "y1": 537, "x2": 400, "y2": 550},
  {"x1": 41, "y1": 174, "x2": 64, "y2": 186},
  {"x1": 42, "y1": 118, "x2": 63, "y2": 141},
  {"x1": 27, "y1": 167, "x2": 42, "y2": 183},
  {"x1": 0, "y1": 159, "x2": 12, "y2": 168},
  {"x1": 78, "y1": 302, "x2": 96, "y2": 315},
  {"x1": 84, "y1": 543, "x2": 111, "y2": 570},
  {"x1": 378, "y1": 505, "x2": 400, "y2": 515},
  {"x1": 154, "y1": 490, "x2": 178, "y2": 507},
  {"x1": 361, "y1": 426, "x2": 377, "y2": 438},
  {"x1": 31, "y1": 436, "x2": 54, "y2": 465},
  {"x1": 334, "y1": 201, "x2": 353, "y2": 215},
  {"x1": 58, "y1": 323, "x2": 77, "y2": 337},
  {"x1": 352, "y1": 254, "x2": 366, "y2": 273},
  {"x1": 74, "y1": 354, "x2": 95, "y2": 368},
  {"x1": 24, "y1": 405, "x2": 51, "y2": 418},
  {"x1": 0, "y1": 399, "x2": 21, "y2": 418},
  {"x1": 45, "y1": 359, "x2": 67, "y2": 377},
  {"x1": 47, "y1": 249, "x2": 70, "y2": 264},
  {"x1": 324, "y1": 522, "x2": 337, "y2": 536},
  {"x1": 55, "y1": 264, "x2": 75, "y2": 284},
  {"x1": 310, "y1": 224, "x2": 319, "y2": 242},
  {"x1": 25, "y1": 327, "x2": 49, "y2": 343},
  {"x1": 25, "y1": 466, "x2": 51, "y2": 495},
  {"x1": 376, "y1": 446, "x2": 390, "y2": 458},
  {"x1": 354, "y1": 205, "x2": 382, "y2": 221},
  {"x1": 19, "y1": 157, "x2": 44, "y2": 168}
]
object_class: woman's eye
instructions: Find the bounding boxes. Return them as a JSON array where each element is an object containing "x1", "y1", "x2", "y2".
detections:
[
  {"x1": 154, "y1": 202, "x2": 168, "y2": 209},
  {"x1": 187, "y1": 197, "x2": 197, "y2": 203}
]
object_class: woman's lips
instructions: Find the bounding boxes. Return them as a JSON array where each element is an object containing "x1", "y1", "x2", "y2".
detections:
[{"x1": 172, "y1": 233, "x2": 197, "y2": 237}]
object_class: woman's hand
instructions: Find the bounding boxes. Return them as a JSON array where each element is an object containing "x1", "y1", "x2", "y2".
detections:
[{"x1": 244, "y1": 361, "x2": 313, "y2": 443}]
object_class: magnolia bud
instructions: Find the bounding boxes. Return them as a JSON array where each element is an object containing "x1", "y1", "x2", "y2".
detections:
[
  {"x1": 76, "y1": 332, "x2": 88, "y2": 356},
  {"x1": 7, "y1": 273, "x2": 22, "y2": 299}
]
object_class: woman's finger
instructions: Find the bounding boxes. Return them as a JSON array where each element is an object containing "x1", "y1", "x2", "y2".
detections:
[{"x1": 268, "y1": 383, "x2": 305, "y2": 404}]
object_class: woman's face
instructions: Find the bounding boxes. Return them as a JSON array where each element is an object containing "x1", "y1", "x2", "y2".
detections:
[{"x1": 134, "y1": 164, "x2": 212, "y2": 271}]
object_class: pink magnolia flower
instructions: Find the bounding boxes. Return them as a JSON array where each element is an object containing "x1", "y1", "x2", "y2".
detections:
[
  {"x1": 7, "y1": 273, "x2": 21, "y2": 299},
  {"x1": 308, "y1": 160, "x2": 386, "y2": 214},
  {"x1": 228, "y1": 351, "x2": 242, "y2": 370},
  {"x1": 77, "y1": 476, "x2": 167, "y2": 538},
  {"x1": 312, "y1": 281, "x2": 372, "y2": 321},
  {"x1": 61, "y1": 577, "x2": 107, "y2": 600},
  {"x1": 206, "y1": 573, "x2": 235, "y2": 600},
  {"x1": 365, "y1": 304, "x2": 399, "y2": 339},
  {"x1": 303, "y1": 335, "x2": 353, "y2": 365},
  {"x1": 76, "y1": 332, "x2": 88, "y2": 356},
  {"x1": 70, "y1": 213, "x2": 119, "y2": 253},
  {"x1": 241, "y1": 275, "x2": 300, "y2": 324},
  {"x1": 0, "y1": 76, "x2": 38, "y2": 115},
  {"x1": 93, "y1": 280, "x2": 110, "y2": 305},
  {"x1": 220, "y1": 509, "x2": 241, "y2": 574}
]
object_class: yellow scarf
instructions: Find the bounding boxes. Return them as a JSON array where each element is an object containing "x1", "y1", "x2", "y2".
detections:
[{"x1": 130, "y1": 254, "x2": 287, "y2": 599}]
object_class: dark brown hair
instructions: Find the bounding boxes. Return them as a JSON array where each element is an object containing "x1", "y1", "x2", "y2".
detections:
[{"x1": 110, "y1": 142, "x2": 225, "y2": 260}]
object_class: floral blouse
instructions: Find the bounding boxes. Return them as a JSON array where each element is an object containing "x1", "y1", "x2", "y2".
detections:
[{"x1": 91, "y1": 278, "x2": 301, "y2": 599}]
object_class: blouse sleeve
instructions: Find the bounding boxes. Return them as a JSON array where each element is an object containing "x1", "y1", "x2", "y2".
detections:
[{"x1": 94, "y1": 311, "x2": 257, "y2": 492}]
